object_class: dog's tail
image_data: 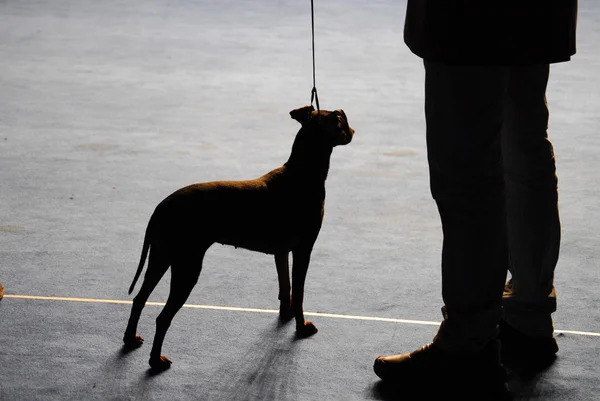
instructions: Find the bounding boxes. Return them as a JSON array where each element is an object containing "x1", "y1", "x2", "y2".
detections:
[{"x1": 128, "y1": 224, "x2": 151, "y2": 295}]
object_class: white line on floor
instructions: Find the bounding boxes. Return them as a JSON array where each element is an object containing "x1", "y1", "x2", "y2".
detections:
[{"x1": 4, "y1": 294, "x2": 599, "y2": 337}]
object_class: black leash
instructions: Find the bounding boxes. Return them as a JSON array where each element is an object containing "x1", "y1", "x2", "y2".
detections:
[{"x1": 310, "y1": 0, "x2": 320, "y2": 115}]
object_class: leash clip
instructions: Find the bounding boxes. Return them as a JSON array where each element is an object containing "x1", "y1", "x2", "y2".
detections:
[{"x1": 311, "y1": 86, "x2": 320, "y2": 115}]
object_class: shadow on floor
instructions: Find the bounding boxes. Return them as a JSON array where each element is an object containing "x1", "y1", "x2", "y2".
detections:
[
  {"x1": 206, "y1": 320, "x2": 301, "y2": 401},
  {"x1": 370, "y1": 368, "x2": 564, "y2": 401}
]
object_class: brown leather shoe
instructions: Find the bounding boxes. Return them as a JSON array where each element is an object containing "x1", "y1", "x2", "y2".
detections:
[
  {"x1": 374, "y1": 341, "x2": 510, "y2": 399},
  {"x1": 499, "y1": 319, "x2": 558, "y2": 378}
]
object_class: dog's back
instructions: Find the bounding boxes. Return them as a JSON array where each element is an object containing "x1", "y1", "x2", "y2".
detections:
[{"x1": 148, "y1": 165, "x2": 324, "y2": 255}]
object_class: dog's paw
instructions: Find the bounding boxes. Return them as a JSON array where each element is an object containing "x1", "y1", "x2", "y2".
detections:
[
  {"x1": 123, "y1": 334, "x2": 144, "y2": 348},
  {"x1": 149, "y1": 355, "x2": 172, "y2": 371},
  {"x1": 296, "y1": 321, "x2": 318, "y2": 338}
]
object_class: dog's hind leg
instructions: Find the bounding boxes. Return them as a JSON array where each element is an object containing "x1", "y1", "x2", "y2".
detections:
[
  {"x1": 148, "y1": 248, "x2": 207, "y2": 371},
  {"x1": 274, "y1": 252, "x2": 292, "y2": 321},
  {"x1": 291, "y1": 247, "x2": 318, "y2": 337},
  {"x1": 123, "y1": 245, "x2": 169, "y2": 348}
]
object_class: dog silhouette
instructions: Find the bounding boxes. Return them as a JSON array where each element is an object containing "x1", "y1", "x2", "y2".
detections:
[{"x1": 123, "y1": 105, "x2": 354, "y2": 370}]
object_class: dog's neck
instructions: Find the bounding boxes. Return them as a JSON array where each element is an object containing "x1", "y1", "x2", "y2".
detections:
[{"x1": 284, "y1": 127, "x2": 333, "y2": 184}]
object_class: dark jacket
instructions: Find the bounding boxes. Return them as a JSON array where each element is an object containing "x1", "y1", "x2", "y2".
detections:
[{"x1": 404, "y1": 0, "x2": 577, "y2": 65}]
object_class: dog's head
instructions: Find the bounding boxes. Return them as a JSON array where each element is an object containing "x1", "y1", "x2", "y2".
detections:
[{"x1": 290, "y1": 105, "x2": 354, "y2": 147}]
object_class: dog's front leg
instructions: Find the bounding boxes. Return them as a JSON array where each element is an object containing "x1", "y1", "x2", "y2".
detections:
[
  {"x1": 274, "y1": 252, "x2": 292, "y2": 321},
  {"x1": 291, "y1": 247, "x2": 318, "y2": 337}
]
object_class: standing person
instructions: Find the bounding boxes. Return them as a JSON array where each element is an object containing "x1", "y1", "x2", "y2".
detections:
[{"x1": 373, "y1": 1, "x2": 578, "y2": 398}]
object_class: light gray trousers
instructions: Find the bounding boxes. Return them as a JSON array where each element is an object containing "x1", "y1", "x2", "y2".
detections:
[{"x1": 423, "y1": 61, "x2": 561, "y2": 352}]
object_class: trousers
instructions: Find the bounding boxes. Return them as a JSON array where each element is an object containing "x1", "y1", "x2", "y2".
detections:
[{"x1": 423, "y1": 61, "x2": 561, "y2": 352}]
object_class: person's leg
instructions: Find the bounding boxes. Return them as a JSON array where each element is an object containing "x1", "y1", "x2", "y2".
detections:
[
  {"x1": 498, "y1": 65, "x2": 560, "y2": 377},
  {"x1": 424, "y1": 61, "x2": 510, "y2": 353},
  {"x1": 501, "y1": 64, "x2": 560, "y2": 338},
  {"x1": 374, "y1": 61, "x2": 511, "y2": 397}
]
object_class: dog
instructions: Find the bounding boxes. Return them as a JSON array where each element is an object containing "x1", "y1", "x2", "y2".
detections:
[{"x1": 123, "y1": 105, "x2": 354, "y2": 370}]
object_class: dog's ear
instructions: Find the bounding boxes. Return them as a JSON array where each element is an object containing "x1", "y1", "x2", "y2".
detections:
[
  {"x1": 336, "y1": 109, "x2": 347, "y2": 122},
  {"x1": 289, "y1": 105, "x2": 315, "y2": 125}
]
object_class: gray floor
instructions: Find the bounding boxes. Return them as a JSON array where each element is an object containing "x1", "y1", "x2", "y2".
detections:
[{"x1": 1, "y1": 1, "x2": 599, "y2": 400}]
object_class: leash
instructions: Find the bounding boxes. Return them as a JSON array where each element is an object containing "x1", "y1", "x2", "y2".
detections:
[{"x1": 310, "y1": 0, "x2": 320, "y2": 116}]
